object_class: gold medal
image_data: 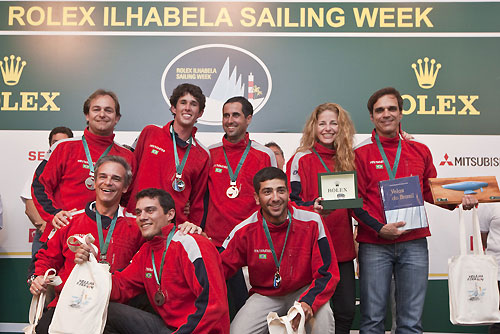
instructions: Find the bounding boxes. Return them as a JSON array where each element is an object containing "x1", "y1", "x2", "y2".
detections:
[{"x1": 226, "y1": 181, "x2": 239, "y2": 198}]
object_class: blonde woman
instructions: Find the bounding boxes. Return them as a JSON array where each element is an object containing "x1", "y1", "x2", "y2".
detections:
[{"x1": 286, "y1": 103, "x2": 356, "y2": 334}]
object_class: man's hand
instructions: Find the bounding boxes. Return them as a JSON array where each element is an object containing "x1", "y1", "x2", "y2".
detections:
[
  {"x1": 313, "y1": 198, "x2": 334, "y2": 217},
  {"x1": 29, "y1": 275, "x2": 49, "y2": 296},
  {"x1": 74, "y1": 235, "x2": 97, "y2": 265},
  {"x1": 461, "y1": 194, "x2": 478, "y2": 211},
  {"x1": 401, "y1": 130, "x2": 414, "y2": 140},
  {"x1": 52, "y1": 209, "x2": 76, "y2": 230},
  {"x1": 378, "y1": 222, "x2": 408, "y2": 240},
  {"x1": 177, "y1": 221, "x2": 202, "y2": 235},
  {"x1": 291, "y1": 302, "x2": 313, "y2": 331},
  {"x1": 34, "y1": 220, "x2": 47, "y2": 233}
]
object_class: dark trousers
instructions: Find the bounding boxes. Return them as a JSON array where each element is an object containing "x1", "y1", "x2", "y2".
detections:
[
  {"x1": 104, "y1": 302, "x2": 173, "y2": 334},
  {"x1": 34, "y1": 294, "x2": 154, "y2": 334},
  {"x1": 34, "y1": 307, "x2": 55, "y2": 334},
  {"x1": 331, "y1": 260, "x2": 356, "y2": 334},
  {"x1": 227, "y1": 268, "x2": 249, "y2": 320}
]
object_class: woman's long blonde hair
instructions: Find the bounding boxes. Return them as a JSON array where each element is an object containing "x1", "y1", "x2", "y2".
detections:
[{"x1": 296, "y1": 103, "x2": 356, "y2": 171}]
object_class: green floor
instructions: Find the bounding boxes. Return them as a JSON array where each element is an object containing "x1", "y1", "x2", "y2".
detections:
[{"x1": 0, "y1": 258, "x2": 489, "y2": 333}]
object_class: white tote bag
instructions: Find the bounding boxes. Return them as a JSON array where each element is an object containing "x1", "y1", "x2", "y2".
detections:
[
  {"x1": 49, "y1": 234, "x2": 111, "y2": 334},
  {"x1": 448, "y1": 207, "x2": 500, "y2": 325},
  {"x1": 267, "y1": 301, "x2": 306, "y2": 334},
  {"x1": 23, "y1": 269, "x2": 62, "y2": 334}
]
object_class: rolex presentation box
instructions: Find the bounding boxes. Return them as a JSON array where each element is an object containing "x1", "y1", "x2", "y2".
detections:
[
  {"x1": 318, "y1": 171, "x2": 363, "y2": 210},
  {"x1": 379, "y1": 176, "x2": 428, "y2": 231}
]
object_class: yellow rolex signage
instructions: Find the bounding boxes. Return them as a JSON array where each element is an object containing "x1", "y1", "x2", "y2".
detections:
[
  {"x1": 0, "y1": 53, "x2": 61, "y2": 112},
  {"x1": 0, "y1": 1, "x2": 497, "y2": 135},
  {"x1": 402, "y1": 57, "x2": 480, "y2": 117}
]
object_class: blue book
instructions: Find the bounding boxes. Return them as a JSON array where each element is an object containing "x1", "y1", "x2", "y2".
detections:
[{"x1": 379, "y1": 176, "x2": 429, "y2": 231}]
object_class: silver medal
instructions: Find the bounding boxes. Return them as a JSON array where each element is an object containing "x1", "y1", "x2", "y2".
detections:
[
  {"x1": 85, "y1": 176, "x2": 95, "y2": 190},
  {"x1": 172, "y1": 177, "x2": 186, "y2": 192}
]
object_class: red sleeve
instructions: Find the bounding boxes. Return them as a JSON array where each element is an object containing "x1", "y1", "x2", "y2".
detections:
[
  {"x1": 175, "y1": 239, "x2": 229, "y2": 334},
  {"x1": 126, "y1": 129, "x2": 147, "y2": 210},
  {"x1": 220, "y1": 229, "x2": 247, "y2": 280},
  {"x1": 187, "y1": 150, "x2": 209, "y2": 226},
  {"x1": 34, "y1": 226, "x2": 67, "y2": 276},
  {"x1": 422, "y1": 146, "x2": 437, "y2": 204},
  {"x1": 298, "y1": 220, "x2": 339, "y2": 313},
  {"x1": 286, "y1": 153, "x2": 315, "y2": 210},
  {"x1": 31, "y1": 144, "x2": 65, "y2": 224},
  {"x1": 110, "y1": 248, "x2": 147, "y2": 303}
]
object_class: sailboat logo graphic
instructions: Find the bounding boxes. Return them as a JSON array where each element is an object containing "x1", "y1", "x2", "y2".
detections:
[{"x1": 161, "y1": 44, "x2": 272, "y2": 126}]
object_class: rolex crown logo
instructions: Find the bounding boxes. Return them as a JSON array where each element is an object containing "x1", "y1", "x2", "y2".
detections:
[
  {"x1": 411, "y1": 57, "x2": 441, "y2": 89},
  {"x1": 0, "y1": 55, "x2": 27, "y2": 86}
]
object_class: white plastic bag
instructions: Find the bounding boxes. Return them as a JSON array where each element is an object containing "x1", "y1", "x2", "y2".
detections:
[
  {"x1": 267, "y1": 301, "x2": 306, "y2": 334},
  {"x1": 49, "y1": 234, "x2": 111, "y2": 334},
  {"x1": 24, "y1": 268, "x2": 62, "y2": 334},
  {"x1": 448, "y1": 207, "x2": 500, "y2": 325}
]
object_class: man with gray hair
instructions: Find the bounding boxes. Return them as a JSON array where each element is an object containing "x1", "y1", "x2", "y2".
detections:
[{"x1": 29, "y1": 156, "x2": 144, "y2": 334}]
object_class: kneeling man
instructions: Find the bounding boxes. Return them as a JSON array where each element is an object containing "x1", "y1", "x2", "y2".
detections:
[
  {"x1": 221, "y1": 167, "x2": 339, "y2": 333},
  {"x1": 103, "y1": 188, "x2": 229, "y2": 333}
]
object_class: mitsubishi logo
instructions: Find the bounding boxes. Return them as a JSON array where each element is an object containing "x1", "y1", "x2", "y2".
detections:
[{"x1": 439, "y1": 153, "x2": 453, "y2": 166}]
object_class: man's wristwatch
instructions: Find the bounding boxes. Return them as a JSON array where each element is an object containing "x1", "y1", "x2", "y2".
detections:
[{"x1": 27, "y1": 274, "x2": 37, "y2": 286}]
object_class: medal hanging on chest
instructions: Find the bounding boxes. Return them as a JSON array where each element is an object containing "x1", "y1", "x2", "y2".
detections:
[
  {"x1": 171, "y1": 125, "x2": 192, "y2": 193},
  {"x1": 82, "y1": 135, "x2": 113, "y2": 191},
  {"x1": 262, "y1": 212, "x2": 292, "y2": 289},
  {"x1": 273, "y1": 271, "x2": 281, "y2": 288},
  {"x1": 151, "y1": 226, "x2": 176, "y2": 307},
  {"x1": 154, "y1": 289, "x2": 166, "y2": 306},
  {"x1": 223, "y1": 140, "x2": 251, "y2": 199},
  {"x1": 172, "y1": 174, "x2": 186, "y2": 192},
  {"x1": 98, "y1": 254, "x2": 110, "y2": 266},
  {"x1": 85, "y1": 176, "x2": 95, "y2": 190},
  {"x1": 226, "y1": 181, "x2": 239, "y2": 199},
  {"x1": 96, "y1": 209, "x2": 118, "y2": 271}
]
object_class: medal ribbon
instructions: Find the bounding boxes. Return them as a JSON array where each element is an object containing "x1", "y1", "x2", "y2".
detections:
[
  {"x1": 95, "y1": 208, "x2": 118, "y2": 261},
  {"x1": 171, "y1": 124, "x2": 192, "y2": 178},
  {"x1": 82, "y1": 135, "x2": 113, "y2": 176},
  {"x1": 223, "y1": 140, "x2": 252, "y2": 183},
  {"x1": 375, "y1": 132, "x2": 402, "y2": 180},
  {"x1": 262, "y1": 211, "x2": 292, "y2": 274},
  {"x1": 151, "y1": 225, "x2": 176, "y2": 287},
  {"x1": 311, "y1": 147, "x2": 331, "y2": 173}
]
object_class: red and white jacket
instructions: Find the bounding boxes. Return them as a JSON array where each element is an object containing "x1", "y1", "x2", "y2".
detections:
[
  {"x1": 34, "y1": 203, "x2": 143, "y2": 308},
  {"x1": 204, "y1": 133, "x2": 276, "y2": 247},
  {"x1": 32, "y1": 128, "x2": 136, "y2": 242},
  {"x1": 111, "y1": 224, "x2": 230, "y2": 334},
  {"x1": 127, "y1": 121, "x2": 210, "y2": 225},
  {"x1": 287, "y1": 142, "x2": 356, "y2": 262},
  {"x1": 221, "y1": 204, "x2": 339, "y2": 313},
  {"x1": 354, "y1": 130, "x2": 437, "y2": 244}
]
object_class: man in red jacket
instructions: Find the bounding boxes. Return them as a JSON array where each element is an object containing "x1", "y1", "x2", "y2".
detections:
[
  {"x1": 203, "y1": 96, "x2": 277, "y2": 313},
  {"x1": 127, "y1": 84, "x2": 210, "y2": 226},
  {"x1": 32, "y1": 89, "x2": 136, "y2": 243},
  {"x1": 221, "y1": 167, "x2": 338, "y2": 333},
  {"x1": 354, "y1": 87, "x2": 476, "y2": 334},
  {"x1": 102, "y1": 188, "x2": 230, "y2": 334},
  {"x1": 29, "y1": 156, "x2": 143, "y2": 334}
]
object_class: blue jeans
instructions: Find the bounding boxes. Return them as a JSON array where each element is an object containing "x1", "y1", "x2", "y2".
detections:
[{"x1": 359, "y1": 238, "x2": 429, "y2": 334}]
